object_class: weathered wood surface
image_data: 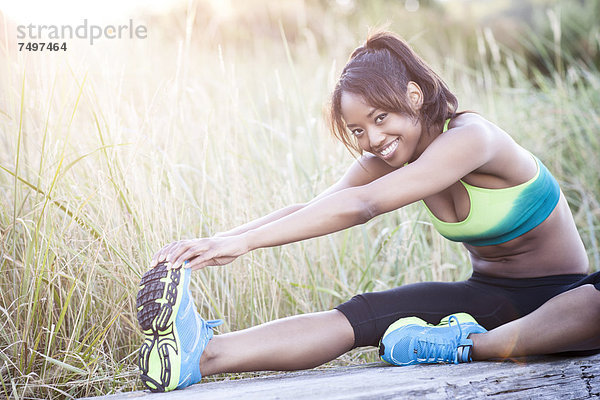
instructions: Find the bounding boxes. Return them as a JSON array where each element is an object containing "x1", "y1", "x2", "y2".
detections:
[{"x1": 85, "y1": 354, "x2": 600, "y2": 399}]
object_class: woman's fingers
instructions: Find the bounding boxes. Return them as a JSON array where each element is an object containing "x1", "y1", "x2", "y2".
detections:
[
  {"x1": 150, "y1": 241, "x2": 192, "y2": 269},
  {"x1": 150, "y1": 236, "x2": 245, "y2": 271},
  {"x1": 183, "y1": 245, "x2": 217, "y2": 270},
  {"x1": 150, "y1": 248, "x2": 164, "y2": 267},
  {"x1": 150, "y1": 239, "x2": 210, "y2": 270},
  {"x1": 174, "y1": 239, "x2": 225, "y2": 269},
  {"x1": 150, "y1": 242, "x2": 176, "y2": 267},
  {"x1": 172, "y1": 241, "x2": 206, "y2": 269}
]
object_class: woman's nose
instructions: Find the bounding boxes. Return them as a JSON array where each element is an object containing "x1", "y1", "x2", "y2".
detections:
[{"x1": 367, "y1": 129, "x2": 386, "y2": 151}]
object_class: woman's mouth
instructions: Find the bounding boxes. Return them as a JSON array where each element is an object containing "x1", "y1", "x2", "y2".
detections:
[{"x1": 378, "y1": 138, "x2": 399, "y2": 159}]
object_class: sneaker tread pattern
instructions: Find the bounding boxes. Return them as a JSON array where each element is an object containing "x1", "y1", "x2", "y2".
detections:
[
  {"x1": 136, "y1": 263, "x2": 181, "y2": 330},
  {"x1": 136, "y1": 263, "x2": 183, "y2": 392}
]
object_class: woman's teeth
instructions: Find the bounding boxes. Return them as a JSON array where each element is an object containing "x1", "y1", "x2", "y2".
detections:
[{"x1": 380, "y1": 139, "x2": 398, "y2": 157}]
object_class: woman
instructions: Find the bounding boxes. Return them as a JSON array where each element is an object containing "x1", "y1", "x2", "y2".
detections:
[{"x1": 135, "y1": 31, "x2": 600, "y2": 392}]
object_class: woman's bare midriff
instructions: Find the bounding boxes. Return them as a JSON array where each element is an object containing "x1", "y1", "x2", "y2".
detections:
[{"x1": 466, "y1": 194, "x2": 589, "y2": 278}]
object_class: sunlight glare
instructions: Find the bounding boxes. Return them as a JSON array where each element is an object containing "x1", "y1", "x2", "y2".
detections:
[{"x1": 0, "y1": 0, "x2": 185, "y2": 24}]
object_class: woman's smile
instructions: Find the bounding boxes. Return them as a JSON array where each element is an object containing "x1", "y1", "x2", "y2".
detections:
[{"x1": 376, "y1": 138, "x2": 399, "y2": 159}]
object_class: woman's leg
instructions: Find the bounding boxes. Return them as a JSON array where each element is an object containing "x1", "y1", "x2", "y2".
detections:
[
  {"x1": 198, "y1": 276, "x2": 520, "y2": 375},
  {"x1": 471, "y1": 284, "x2": 600, "y2": 360},
  {"x1": 200, "y1": 310, "x2": 355, "y2": 376}
]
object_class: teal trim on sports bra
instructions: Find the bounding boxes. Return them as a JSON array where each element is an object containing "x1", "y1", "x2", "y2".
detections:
[{"x1": 423, "y1": 120, "x2": 561, "y2": 246}]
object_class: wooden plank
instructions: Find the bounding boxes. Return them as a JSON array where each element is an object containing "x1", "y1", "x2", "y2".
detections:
[{"x1": 83, "y1": 354, "x2": 600, "y2": 400}]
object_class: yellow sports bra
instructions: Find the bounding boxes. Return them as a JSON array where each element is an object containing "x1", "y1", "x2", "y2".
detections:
[{"x1": 422, "y1": 120, "x2": 560, "y2": 246}]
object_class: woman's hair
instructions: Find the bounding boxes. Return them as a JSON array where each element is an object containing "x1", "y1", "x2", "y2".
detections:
[{"x1": 329, "y1": 31, "x2": 458, "y2": 155}]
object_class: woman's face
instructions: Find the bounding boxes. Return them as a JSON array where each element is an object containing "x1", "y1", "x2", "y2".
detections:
[{"x1": 340, "y1": 86, "x2": 424, "y2": 167}]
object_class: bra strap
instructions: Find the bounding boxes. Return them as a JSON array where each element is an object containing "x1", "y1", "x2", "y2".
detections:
[{"x1": 443, "y1": 118, "x2": 451, "y2": 133}]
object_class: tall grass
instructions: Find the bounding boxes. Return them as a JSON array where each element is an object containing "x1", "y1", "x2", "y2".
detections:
[{"x1": 0, "y1": 1, "x2": 598, "y2": 398}]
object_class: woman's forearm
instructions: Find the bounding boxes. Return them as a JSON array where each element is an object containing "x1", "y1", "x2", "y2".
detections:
[
  {"x1": 215, "y1": 203, "x2": 307, "y2": 237},
  {"x1": 244, "y1": 187, "x2": 371, "y2": 251}
]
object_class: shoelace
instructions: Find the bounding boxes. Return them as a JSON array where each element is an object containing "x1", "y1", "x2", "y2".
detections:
[
  {"x1": 206, "y1": 319, "x2": 224, "y2": 328},
  {"x1": 415, "y1": 315, "x2": 463, "y2": 363}
]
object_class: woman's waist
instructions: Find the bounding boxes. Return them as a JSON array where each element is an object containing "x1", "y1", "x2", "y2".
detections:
[
  {"x1": 471, "y1": 262, "x2": 588, "y2": 279},
  {"x1": 469, "y1": 247, "x2": 589, "y2": 278},
  {"x1": 466, "y1": 219, "x2": 589, "y2": 278}
]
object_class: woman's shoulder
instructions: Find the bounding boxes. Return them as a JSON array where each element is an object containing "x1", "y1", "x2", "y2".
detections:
[
  {"x1": 446, "y1": 113, "x2": 538, "y2": 185},
  {"x1": 445, "y1": 112, "x2": 517, "y2": 151},
  {"x1": 449, "y1": 112, "x2": 496, "y2": 132}
]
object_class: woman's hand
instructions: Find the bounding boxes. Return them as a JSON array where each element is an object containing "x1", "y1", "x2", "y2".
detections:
[{"x1": 150, "y1": 234, "x2": 250, "y2": 270}]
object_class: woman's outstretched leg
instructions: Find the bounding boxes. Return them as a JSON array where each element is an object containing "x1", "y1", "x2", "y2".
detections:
[
  {"x1": 137, "y1": 264, "x2": 356, "y2": 392},
  {"x1": 471, "y1": 284, "x2": 600, "y2": 360},
  {"x1": 200, "y1": 310, "x2": 355, "y2": 376}
]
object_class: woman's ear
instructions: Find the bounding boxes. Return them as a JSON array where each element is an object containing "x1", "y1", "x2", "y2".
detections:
[{"x1": 406, "y1": 81, "x2": 423, "y2": 111}]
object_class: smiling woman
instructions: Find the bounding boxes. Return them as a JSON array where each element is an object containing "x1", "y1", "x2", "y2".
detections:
[
  {"x1": 1, "y1": 1, "x2": 598, "y2": 397},
  {"x1": 340, "y1": 87, "x2": 424, "y2": 166},
  {"x1": 137, "y1": 30, "x2": 600, "y2": 392},
  {"x1": 329, "y1": 34, "x2": 457, "y2": 157}
]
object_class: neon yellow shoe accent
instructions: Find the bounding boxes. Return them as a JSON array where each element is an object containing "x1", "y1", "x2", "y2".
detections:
[
  {"x1": 136, "y1": 263, "x2": 223, "y2": 392},
  {"x1": 382, "y1": 316, "x2": 430, "y2": 338},
  {"x1": 438, "y1": 312, "x2": 480, "y2": 326}
]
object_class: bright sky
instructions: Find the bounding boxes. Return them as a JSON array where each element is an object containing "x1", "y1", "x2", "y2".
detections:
[{"x1": 0, "y1": 0, "x2": 187, "y2": 24}]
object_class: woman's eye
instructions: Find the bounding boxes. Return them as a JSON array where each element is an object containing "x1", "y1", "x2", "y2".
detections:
[
  {"x1": 351, "y1": 128, "x2": 364, "y2": 137},
  {"x1": 375, "y1": 113, "x2": 387, "y2": 123}
]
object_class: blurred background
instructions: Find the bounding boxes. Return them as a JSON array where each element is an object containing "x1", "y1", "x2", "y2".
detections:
[{"x1": 0, "y1": 0, "x2": 599, "y2": 398}]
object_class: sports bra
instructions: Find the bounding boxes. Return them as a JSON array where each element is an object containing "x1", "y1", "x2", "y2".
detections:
[{"x1": 422, "y1": 120, "x2": 561, "y2": 247}]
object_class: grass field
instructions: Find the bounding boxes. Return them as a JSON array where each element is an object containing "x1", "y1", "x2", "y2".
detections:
[{"x1": 0, "y1": 0, "x2": 599, "y2": 398}]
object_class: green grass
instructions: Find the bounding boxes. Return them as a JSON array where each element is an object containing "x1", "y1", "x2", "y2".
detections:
[{"x1": 0, "y1": 1, "x2": 599, "y2": 398}]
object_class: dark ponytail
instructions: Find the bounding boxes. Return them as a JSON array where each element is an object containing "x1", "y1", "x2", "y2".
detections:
[{"x1": 329, "y1": 31, "x2": 458, "y2": 155}]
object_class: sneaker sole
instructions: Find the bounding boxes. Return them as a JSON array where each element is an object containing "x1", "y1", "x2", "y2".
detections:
[{"x1": 136, "y1": 263, "x2": 185, "y2": 392}]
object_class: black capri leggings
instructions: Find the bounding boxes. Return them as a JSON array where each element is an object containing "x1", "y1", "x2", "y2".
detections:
[{"x1": 336, "y1": 270, "x2": 600, "y2": 348}]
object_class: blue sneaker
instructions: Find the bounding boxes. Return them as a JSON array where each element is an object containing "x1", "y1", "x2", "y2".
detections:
[
  {"x1": 379, "y1": 313, "x2": 487, "y2": 366},
  {"x1": 136, "y1": 263, "x2": 223, "y2": 392}
]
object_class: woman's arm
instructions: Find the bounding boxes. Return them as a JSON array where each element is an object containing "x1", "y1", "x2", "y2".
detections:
[
  {"x1": 160, "y1": 122, "x2": 496, "y2": 270},
  {"x1": 214, "y1": 203, "x2": 307, "y2": 238},
  {"x1": 243, "y1": 186, "x2": 374, "y2": 251},
  {"x1": 163, "y1": 186, "x2": 373, "y2": 270},
  {"x1": 213, "y1": 154, "x2": 396, "y2": 238},
  {"x1": 151, "y1": 154, "x2": 395, "y2": 267},
  {"x1": 240, "y1": 123, "x2": 497, "y2": 253}
]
